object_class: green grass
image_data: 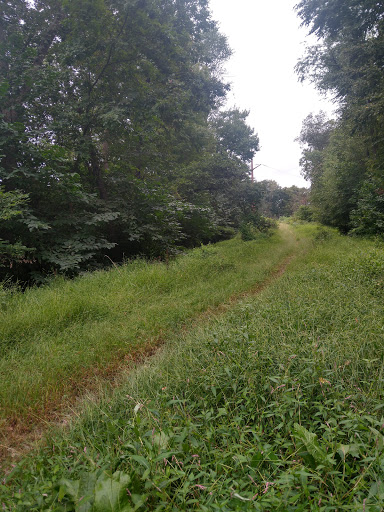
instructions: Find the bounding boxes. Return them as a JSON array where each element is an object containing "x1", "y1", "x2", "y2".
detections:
[
  {"x1": 2, "y1": 224, "x2": 384, "y2": 510},
  {"x1": 0, "y1": 225, "x2": 299, "y2": 423}
]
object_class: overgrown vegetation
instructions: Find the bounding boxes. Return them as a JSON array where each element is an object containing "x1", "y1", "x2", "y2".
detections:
[
  {"x1": 2, "y1": 224, "x2": 384, "y2": 510},
  {"x1": 239, "y1": 215, "x2": 277, "y2": 241},
  {"x1": 296, "y1": 1, "x2": 384, "y2": 236},
  {"x1": 0, "y1": 0, "x2": 261, "y2": 283},
  {"x1": 0, "y1": 224, "x2": 292, "y2": 427},
  {"x1": 2, "y1": 0, "x2": 384, "y2": 509}
]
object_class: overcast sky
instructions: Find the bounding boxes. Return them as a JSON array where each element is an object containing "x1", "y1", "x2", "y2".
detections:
[{"x1": 209, "y1": 0, "x2": 335, "y2": 188}]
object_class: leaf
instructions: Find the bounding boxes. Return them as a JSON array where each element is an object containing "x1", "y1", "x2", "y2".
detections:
[
  {"x1": 233, "y1": 493, "x2": 251, "y2": 502},
  {"x1": 267, "y1": 450, "x2": 280, "y2": 466},
  {"x1": 59, "y1": 471, "x2": 132, "y2": 512},
  {"x1": 23, "y1": 216, "x2": 51, "y2": 232},
  {"x1": 153, "y1": 432, "x2": 169, "y2": 450},
  {"x1": 153, "y1": 451, "x2": 175, "y2": 463},
  {"x1": 250, "y1": 452, "x2": 263, "y2": 468},
  {"x1": 130, "y1": 455, "x2": 150, "y2": 470},
  {"x1": 293, "y1": 423, "x2": 334, "y2": 468},
  {"x1": 337, "y1": 444, "x2": 360, "y2": 460},
  {"x1": 368, "y1": 480, "x2": 384, "y2": 500},
  {"x1": 369, "y1": 427, "x2": 384, "y2": 452},
  {"x1": 94, "y1": 471, "x2": 132, "y2": 512},
  {"x1": 59, "y1": 472, "x2": 97, "y2": 512},
  {"x1": 59, "y1": 478, "x2": 80, "y2": 500}
]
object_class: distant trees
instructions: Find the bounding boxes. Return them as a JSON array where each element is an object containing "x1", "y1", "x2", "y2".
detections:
[
  {"x1": 0, "y1": 0, "x2": 260, "y2": 282},
  {"x1": 296, "y1": 0, "x2": 384, "y2": 235},
  {"x1": 257, "y1": 181, "x2": 309, "y2": 219}
]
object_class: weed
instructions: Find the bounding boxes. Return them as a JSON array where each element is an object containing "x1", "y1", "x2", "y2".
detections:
[
  {"x1": 0, "y1": 225, "x2": 298, "y2": 425},
  {"x1": 2, "y1": 225, "x2": 384, "y2": 509}
]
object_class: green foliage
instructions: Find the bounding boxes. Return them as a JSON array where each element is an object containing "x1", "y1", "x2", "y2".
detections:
[
  {"x1": 297, "y1": 114, "x2": 370, "y2": 232},
  {"x1": 0, "y1": 0, "x2": 261, "y2": 283},
  {"x1": 256, "y1": 181, "x2": 310, "y2": 219},
  {"x1": 351, "y1": 178, "x2": 384, "y2": 236},
  {"x1": 0, "y1": 188, "x2": 28, "y2": 221},
  {"x1": 293, "y1": 424, "x2": 335, "y2": 469},
  {"x1": 239, "y1": 222, "x2": 256, "y2": 241},
  {"x1": 211, "y1": 109, "x2": 260, "y2": 162},
  {"x1": 342, "y1": 244, "x2": 384, "y2": 296},
  {"x1": 239, "y1": 215, "x2": 277, "y2": 241},
  {"x1": 313, "y1": 226, "x2": 333, "y2": 242},
  {"x1": 294, "y1": 205, "x2": 314, "y2": 221},
  {"x1": 2, "y1": 226, "x2": 384, "y2": 510},
  {"x1": 0, "y1": 188, "x2": 31, "y2": 266},
  {"x1": 0, "y1": 228, "x2": 296, "y2": 421},
  {"x1": 296, "y1": 1, "x2": 384, "y2": 235},
  {"x1": 297, "y1": 112, "x2": 336, "y2": 184},
  {"x1": 59, "y1": 471, "x2": 133, "y2": 512}
]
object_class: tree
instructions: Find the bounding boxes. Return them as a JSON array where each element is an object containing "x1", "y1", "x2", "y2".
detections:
[
  {"x1": 295, "y1": 0, "x2": 384, "y2": 234},
  {"x1": 211, "y1": 109, "x2": 259, "y2": 162},
  {"x1": 176, "y1": 109, "x2": 260, "y2": 236},
  {"x1": 0, "y1": 188, "x2": 30, "y2": 268},
  {"x1": 296, "y1": 111, "x2": 336, "y2": 206},
  {"x1": 1, "y1": 0, "x2": 262, "y2": 282},
  {"x1": 313, "y1": 124, "x2": 367, "y2": 231},
  {"x1": 256, "y1": 181, "x2": 308, "y2": 219},
  {"x1": 297, "y1": 113, "x2": 367, "y2": 231},
  {"x1": 296, "y1": 0, "x2": 384, "y2": 166}
]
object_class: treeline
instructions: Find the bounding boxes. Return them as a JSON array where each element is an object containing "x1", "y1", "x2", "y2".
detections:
[
  {"x1": 0, "y1": 0, "x2": 263, "y2": 283},
  {"x1": 296, "y1": 0, "x2": 384, "y2": 235},
  {"x1": 257, "y1": 181, "x2": 309, "y2": 219}
]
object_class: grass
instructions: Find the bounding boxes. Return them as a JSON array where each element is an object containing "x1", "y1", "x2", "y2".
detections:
[
  {"x1": 0, "y1": 225, "x2": 299, "y2": 427},
  {"x1": 2, "y1": 224, "x2": 384, "y2": 510}
]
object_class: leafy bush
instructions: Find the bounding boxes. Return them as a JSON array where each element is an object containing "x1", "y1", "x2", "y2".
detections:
[
  {"x1": 239, "y1": 221, "x2": 256, "y2": 241},
  {"x1": 313, "y1": 226, "x2": 333, "y2": 242},
  {"x1": 294, "y1": 204, "x2": 314, "y2": 222},
  {"x1": 350, "y1": 179, "x2": 384, "y2": 237},
  {"x1": 240, "y1": 215, "x2": 277, "y2": 241}
]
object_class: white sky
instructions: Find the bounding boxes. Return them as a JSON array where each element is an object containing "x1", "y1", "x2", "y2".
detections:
[{"x1": 209, "y1": 0, "x2": 335, "y2": 188}]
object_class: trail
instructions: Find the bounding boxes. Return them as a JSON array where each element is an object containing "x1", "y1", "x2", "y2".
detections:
[{"x1": 1, "y1": 224, "x2": 302, "y2": 464}]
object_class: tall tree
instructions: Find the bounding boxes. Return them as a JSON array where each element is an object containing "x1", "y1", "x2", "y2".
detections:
[
  {"x1": 1, "y1": 0, "x2": 262, "y2": 282},
  {"x1": 297, "y1": 111, "x2": 336, "y2": 184},
  {"x1": 296, "y1": 0, "x2": 384, "y2": 234}
]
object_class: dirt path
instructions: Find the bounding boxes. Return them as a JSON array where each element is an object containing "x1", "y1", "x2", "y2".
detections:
[{"x1": 1, "y1": 225, "x2": 301, "y2": 465}]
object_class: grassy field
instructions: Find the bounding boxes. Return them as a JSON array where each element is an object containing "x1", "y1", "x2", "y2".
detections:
[
  {"x1": 2, "y1": 224, "x2": 384, "y2": 510},
  {"x1": 0, "y1": 225, "x2": 299, "y2": 432}
]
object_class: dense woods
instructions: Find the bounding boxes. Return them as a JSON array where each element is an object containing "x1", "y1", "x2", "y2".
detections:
[
  {"x1": 2, "y1": 0, "x2": 384, "y2": 284},
  {"x1": 296, "y1": 0, "x2": 384, "y2": 234},
  {"x1": 1, "y1": 0, "x2": 264, "y2": 283}
]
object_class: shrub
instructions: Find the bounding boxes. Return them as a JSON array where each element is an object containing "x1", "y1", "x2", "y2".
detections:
[{"x1": 294, "y1": 205, "x2": 314, "y2": 222}]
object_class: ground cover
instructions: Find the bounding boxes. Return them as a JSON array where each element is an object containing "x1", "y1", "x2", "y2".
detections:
[
  {"x1": 0, "y1": 225, "x2": 300, "y2": 457},
  {"x1": 2, "y1": 224, "x2": 384, "y2": 510}
]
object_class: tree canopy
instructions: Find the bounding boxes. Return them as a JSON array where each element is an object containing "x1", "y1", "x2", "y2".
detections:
[
  {"x1": 296, "y1": 0, "x2": 384, "y2": 234},
  {"x1": 0, "y1": 0, "x2": 262, "y2": 283}
]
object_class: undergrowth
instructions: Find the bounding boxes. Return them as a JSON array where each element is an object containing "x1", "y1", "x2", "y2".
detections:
[
  {"x1": 0, "y1": 225, "x2": 298, "y2": 423},
  {"x1": 2, "y1": 226, "x2": 384, "y2": 510}
]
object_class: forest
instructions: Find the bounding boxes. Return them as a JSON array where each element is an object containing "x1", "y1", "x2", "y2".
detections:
[
  {"x1": 296, "y1": 0, "x2": 384, "y2": 234},
  {"x1": 2, "y1": 1, "x2": 383, "y2": 285},
  {"x1": 0, "y1": 0, "x2": 308, "y2": 284}
]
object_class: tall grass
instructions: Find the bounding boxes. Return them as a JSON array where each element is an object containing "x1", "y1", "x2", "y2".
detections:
[
  {"x1": 0, "y1": 226, "x2": 299, "y2": 424},
  {"x1": 2, "y1": 226, "x2": 384, "y2": 510}
]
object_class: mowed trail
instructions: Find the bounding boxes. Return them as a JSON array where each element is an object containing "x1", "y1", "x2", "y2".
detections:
[{"x1": 1, "y1": 224, "x2": 304, "y2": 463}]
